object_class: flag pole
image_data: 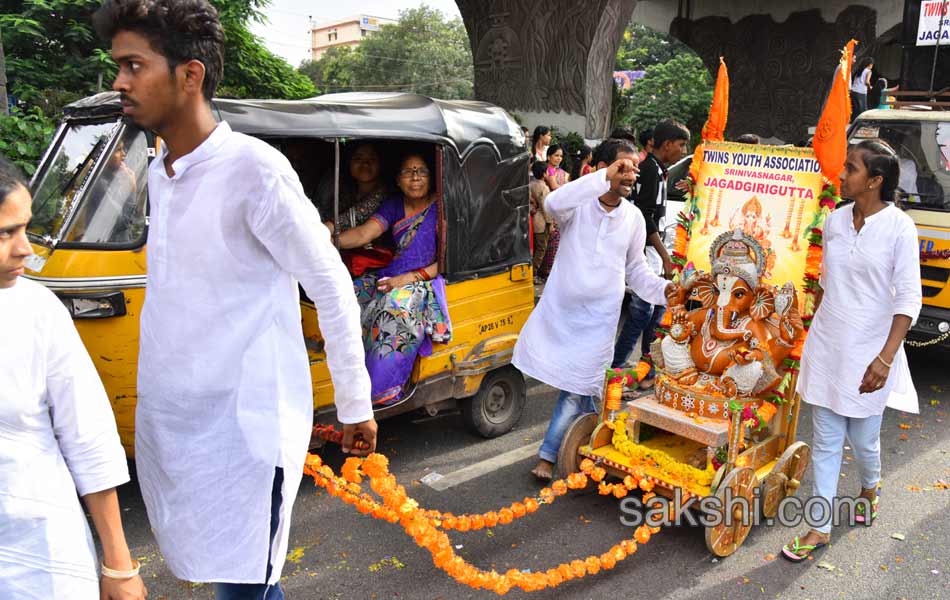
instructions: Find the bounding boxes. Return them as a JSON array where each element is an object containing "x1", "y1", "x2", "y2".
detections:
[{"x1": 929, "y1": 1, "x2": 947, "y2": 97}]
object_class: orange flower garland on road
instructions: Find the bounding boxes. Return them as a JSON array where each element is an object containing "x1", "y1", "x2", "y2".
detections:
[{"x1": 304, "y1": 452, "x2": 661, "y2": 595}]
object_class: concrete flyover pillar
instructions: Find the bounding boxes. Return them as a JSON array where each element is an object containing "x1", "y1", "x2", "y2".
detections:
[{"x1": 456, "y1": 0, "x2": 637, "y2": 140}]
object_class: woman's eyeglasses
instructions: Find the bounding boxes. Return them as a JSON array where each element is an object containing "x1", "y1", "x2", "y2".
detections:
[{"x1": 398, "y1": 167, "x2": 430, "y2": 179}]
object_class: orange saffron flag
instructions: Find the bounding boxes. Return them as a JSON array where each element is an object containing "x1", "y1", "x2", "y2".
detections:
[
  {"x1": 813, "y1": 39, "x2": 857, "y2": 185},
  {"x1": 689, "y1": 57, "x2": 729, "y2": 182}
]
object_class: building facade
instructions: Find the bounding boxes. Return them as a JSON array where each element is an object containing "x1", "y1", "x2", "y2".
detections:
[{"x1": 310, "y1": 15, "x2": 396, "y2": 60}]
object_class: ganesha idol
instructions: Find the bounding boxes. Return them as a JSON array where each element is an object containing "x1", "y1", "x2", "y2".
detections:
[{"x1": 655, "y1": 229, "x2": 803, "y2": 407}]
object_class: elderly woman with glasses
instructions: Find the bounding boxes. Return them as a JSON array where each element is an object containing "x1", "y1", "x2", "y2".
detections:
[{"x1": 334, "y1": 152, "x2": 452, "y2": 408}]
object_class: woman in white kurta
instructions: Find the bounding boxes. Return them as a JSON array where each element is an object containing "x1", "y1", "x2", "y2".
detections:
[
  {"x1": 782, "y1": 140, "x2": 921, "y2": 562},
  {"x1": 513, "y1": 141, "x2": 671, "y2": 479},
  {"x1": 0, "y1": 163, "x2": 145, "y2": 599}
]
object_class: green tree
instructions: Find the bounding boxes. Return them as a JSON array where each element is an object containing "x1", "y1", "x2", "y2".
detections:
[
  {"x1": 298, "y1": 46, "x2": 358, "y2": 94},
  {"x1": 622, "y1": 53, "x2": 713, "y2": 140},
  {"x1": 615, "y1": 23, "x2": 691, "y2": 72},
  {"x1": 0, "y1": 0, "x2": 113, "y2": 116},
  {"x1": 1, "y1": 0, "x2": 315, "y2": 170},
  {"x1": 298, "y1": 6, "x2": 473, "y2": 100},
  {"x1": 0, "y1": 0, "x2": 314, "y2": 107}
]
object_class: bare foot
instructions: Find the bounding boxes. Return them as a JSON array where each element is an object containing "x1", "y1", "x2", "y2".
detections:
[{"x1": 531, "y1": 459, "x2": 554, "y2": 481}]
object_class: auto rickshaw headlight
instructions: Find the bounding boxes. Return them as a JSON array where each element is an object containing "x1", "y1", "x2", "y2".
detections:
[{"x1": 57, "y1": 291, "x2": 127, "y2": 319}]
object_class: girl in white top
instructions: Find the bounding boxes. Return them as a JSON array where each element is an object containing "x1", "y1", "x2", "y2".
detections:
[
  {"x1": 850, "y1": 59, "x2": 874, "y2": 116},
  {"x1": 782, "y1": 140, "x2": 921, "y2": 562},
  {"x1": 0, "y1": 157, "x2": 146, "y2": 599},
  {"x1": 532, "y1": 125, "x2": 551, "y2": 162}
]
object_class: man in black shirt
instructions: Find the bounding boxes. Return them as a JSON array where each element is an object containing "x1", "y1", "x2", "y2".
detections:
[{"x1": 611, "y1": 119, "x2": 690, "y2": 387}]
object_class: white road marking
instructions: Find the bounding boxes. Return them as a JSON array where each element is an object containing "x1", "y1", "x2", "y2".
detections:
[{"x1": 425, "y1": 440, "x2": 542, "y2": 491}]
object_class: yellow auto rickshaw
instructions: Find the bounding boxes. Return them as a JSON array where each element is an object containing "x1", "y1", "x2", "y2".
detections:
[{"x1": 25, "y1": 91, "x2": 535, "y2": 456}]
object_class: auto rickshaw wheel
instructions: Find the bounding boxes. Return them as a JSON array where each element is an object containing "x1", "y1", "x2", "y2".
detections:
[
  {"x1": 704, "y1": 466, "x2": 758, "y2": 557},
  {"x1": 462, "y1": 366, "x2": 526, "y2": 438},
  {"x1": 555, "y1": 413, "x2": 599, "y2": 479},
  {"x1": 760, "y1": 441, "x2": 811, "y2": 518}
]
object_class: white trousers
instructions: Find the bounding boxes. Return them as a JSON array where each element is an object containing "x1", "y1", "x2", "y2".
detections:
[{"x1": 809, "y1": 404, "x2": 883, "y2": 533}]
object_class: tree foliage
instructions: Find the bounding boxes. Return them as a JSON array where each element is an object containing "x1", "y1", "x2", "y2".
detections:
[
  {"x1": 0, "y1": 107, "x2": 56, "y2": 175},
  {"x1": 1, "y1": 0, "x2": 113, "y2": 115},
  {"x1": 0, "y1": 0, "x2": 314, "y2": 170},
  {"x1": 298, "y1": 6, "x2": 473, "y2": 100},
  {"x1": 621, "y1": 53, "x2": 713, "y2": 141},
  {"x1": 0, "y1": 0, "x2": 314, "y2": 108},
  {"x1": 615, "y1": 23, "x2": 693, "y2": 72}
]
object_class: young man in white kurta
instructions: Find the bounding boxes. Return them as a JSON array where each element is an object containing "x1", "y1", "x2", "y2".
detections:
[
  {"x1": 96, "y1": 0, "x2": 375, "y2": 594},
  {"x1": 513, "y1": 143, "x2": 671, "y2": 475},
  {"x1": 136, "y1": 122, "x2": 373, "y2": 586}
]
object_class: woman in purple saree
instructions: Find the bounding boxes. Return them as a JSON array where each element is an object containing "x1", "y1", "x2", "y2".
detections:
[{"x1": 336, "y1": 153, "x2": 452, "y2": 407}]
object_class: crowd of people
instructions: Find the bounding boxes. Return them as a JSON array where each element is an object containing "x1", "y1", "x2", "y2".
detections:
[{"x1": 0, "y1": 0, "x2": 926, "y2": 597}]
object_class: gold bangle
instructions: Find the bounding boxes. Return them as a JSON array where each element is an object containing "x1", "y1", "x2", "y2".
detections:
[
  {"x1": 101, "y1": 559, "x2": 140, "y2": 579},
  {"x1": 875, "y1": 353, "x2": 893, "y2": 369}
]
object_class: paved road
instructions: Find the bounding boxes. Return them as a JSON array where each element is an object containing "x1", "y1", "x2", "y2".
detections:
[{"x1": 117, "y1": 347, "x2": 950, "y2": 600}]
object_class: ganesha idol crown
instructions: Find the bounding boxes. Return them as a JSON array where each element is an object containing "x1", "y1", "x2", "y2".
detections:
[{"x1": 709, "y1": 229, "x2": 765, "y2": 289}]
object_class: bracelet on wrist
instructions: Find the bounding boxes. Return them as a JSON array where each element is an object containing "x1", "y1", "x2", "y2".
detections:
[
  {"x1": 875, "y1": 353, "x2": 893, "y2": 369},
  {"x1": 101, "y1": 558, "x2": 140, "y2": 580}
]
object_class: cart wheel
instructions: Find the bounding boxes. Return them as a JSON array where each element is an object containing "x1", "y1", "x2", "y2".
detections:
[
  {"x1": 761, "y1": 441, "x2": 811, "y2": 518},
  {"x1": 555, "y1": 413, "x2": 599, "y2": 479},
  {"x1": 704, "y1": 466, "x2": 758, "y2": 557},
  {"x1": 462, "y1": 367, "x2": 526, "y2": 438}
]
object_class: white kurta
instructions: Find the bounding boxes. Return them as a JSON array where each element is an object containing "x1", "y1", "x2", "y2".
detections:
[
  {"x1": 137, "y1": 122, "x2": 372, "y2": 584},
  {"x1": 0, "y1": 278, "x2": 129, "y2": 600},
  {"x1": 798, "y1": 203, "x2": 922, "y2": 417},
  {"x1": 513, "y1": 170, "x2": 670, "y2": 397}
]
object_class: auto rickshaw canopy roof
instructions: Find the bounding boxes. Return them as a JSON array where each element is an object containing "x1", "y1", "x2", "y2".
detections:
[
  {"x1": 65, "y1": 91, "x2": 525, "y2": 161},
  {"x1": 64, "y1": 91, "x2": 531, "y2": 281}
]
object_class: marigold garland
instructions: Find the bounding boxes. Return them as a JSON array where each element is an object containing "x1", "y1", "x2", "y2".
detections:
[
  {"x1": 305, "y1": 452, "x2": 662, "y2": 594},
  {"x1": 609, "y1": 412, "x2": 715, "y2": 490},
  {"x1": 921, "y1": 249, "x2": 950, "y2": 262}
]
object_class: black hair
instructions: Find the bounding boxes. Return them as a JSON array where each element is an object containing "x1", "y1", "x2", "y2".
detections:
[
  {"x1": 853, "y1": 139, "x2": 900, "y2": 203},
  {"x1": 531, "y1": 126, "x2": 550, "y2": 151},
  {"x1": 531, "y1": 160, "x2": 548, "y2": 181},
  {"x1": 0, "y1": 155, "x2": 27, "y2": 206},
  {"x1": 93, "y1": 0, "x2": 225, "y2": 100},
  {"x1": 546, "y1": 143, "x2": 564, "y2": 162},
  {"x1": 653, "y1": 119, "x2": 690, "y2": 150},
  {"x1": 638, "y1": 128, "x2": 654, "y2": 149},
  {"x1": 609, "y1": 127, "x2": 637, "y2": 143},
  {"x1": 735, "y1": 133, "x2": 760, "y2": 145},
  {"x1": 592, "y1": 138, "x2": 637, "y2": 166},
  {"x1": 569, "y1": 144, "x2": 592, "y2": 180}
]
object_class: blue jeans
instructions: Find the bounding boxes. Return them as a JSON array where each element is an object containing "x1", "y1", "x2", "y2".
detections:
[
  {"x1": 611, "y1": 293, "x2": 665, "y2": 370},
  {"x1": 539, "y1": 391, "x2": 598, "y2": 463},
  {"x1": 808, "y1": 405, "x2": 882, "y2": 533},
  {"x1": 214, "y1": 468, "x2": 285, "y2": 600}
]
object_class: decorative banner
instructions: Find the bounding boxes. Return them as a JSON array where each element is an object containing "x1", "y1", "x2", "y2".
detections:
[
  {"x1": 685, "y1": 141, "x2": 824, "y2": 293},
  {"x1": 917, "y1": 0, "x2": 950, "y2": 46}
]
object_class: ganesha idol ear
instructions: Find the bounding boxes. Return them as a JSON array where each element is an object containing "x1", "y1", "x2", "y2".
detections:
[
  {"x1": 689, "y1": 275, "x2": 716, "y2": 308},
  {"x1": 750, "y1": 286, "x2": 775, "y2": 321}
]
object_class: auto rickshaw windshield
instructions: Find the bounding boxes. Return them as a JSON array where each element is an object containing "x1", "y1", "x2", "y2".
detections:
[{"x1": 28, "y1": 119, "x2": 123, "y2": 243}]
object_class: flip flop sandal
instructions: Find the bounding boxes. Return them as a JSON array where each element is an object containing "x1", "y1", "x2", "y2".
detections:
[
  {"x1": 855, "y1": 484, "x2": 880, "y2": 524},
  {"x1": 781, "y1": 536, "x2": 828, "y2": 562}
]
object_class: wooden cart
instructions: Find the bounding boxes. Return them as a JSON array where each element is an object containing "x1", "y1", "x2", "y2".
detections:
[{"x1": 556, "y1": 369, "x2": 810, "y2": 557}]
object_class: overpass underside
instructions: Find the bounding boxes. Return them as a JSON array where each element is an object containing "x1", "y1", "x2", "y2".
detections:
[{"x1": 457, "y1": 1, "x2": 896, "y2": 143}]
